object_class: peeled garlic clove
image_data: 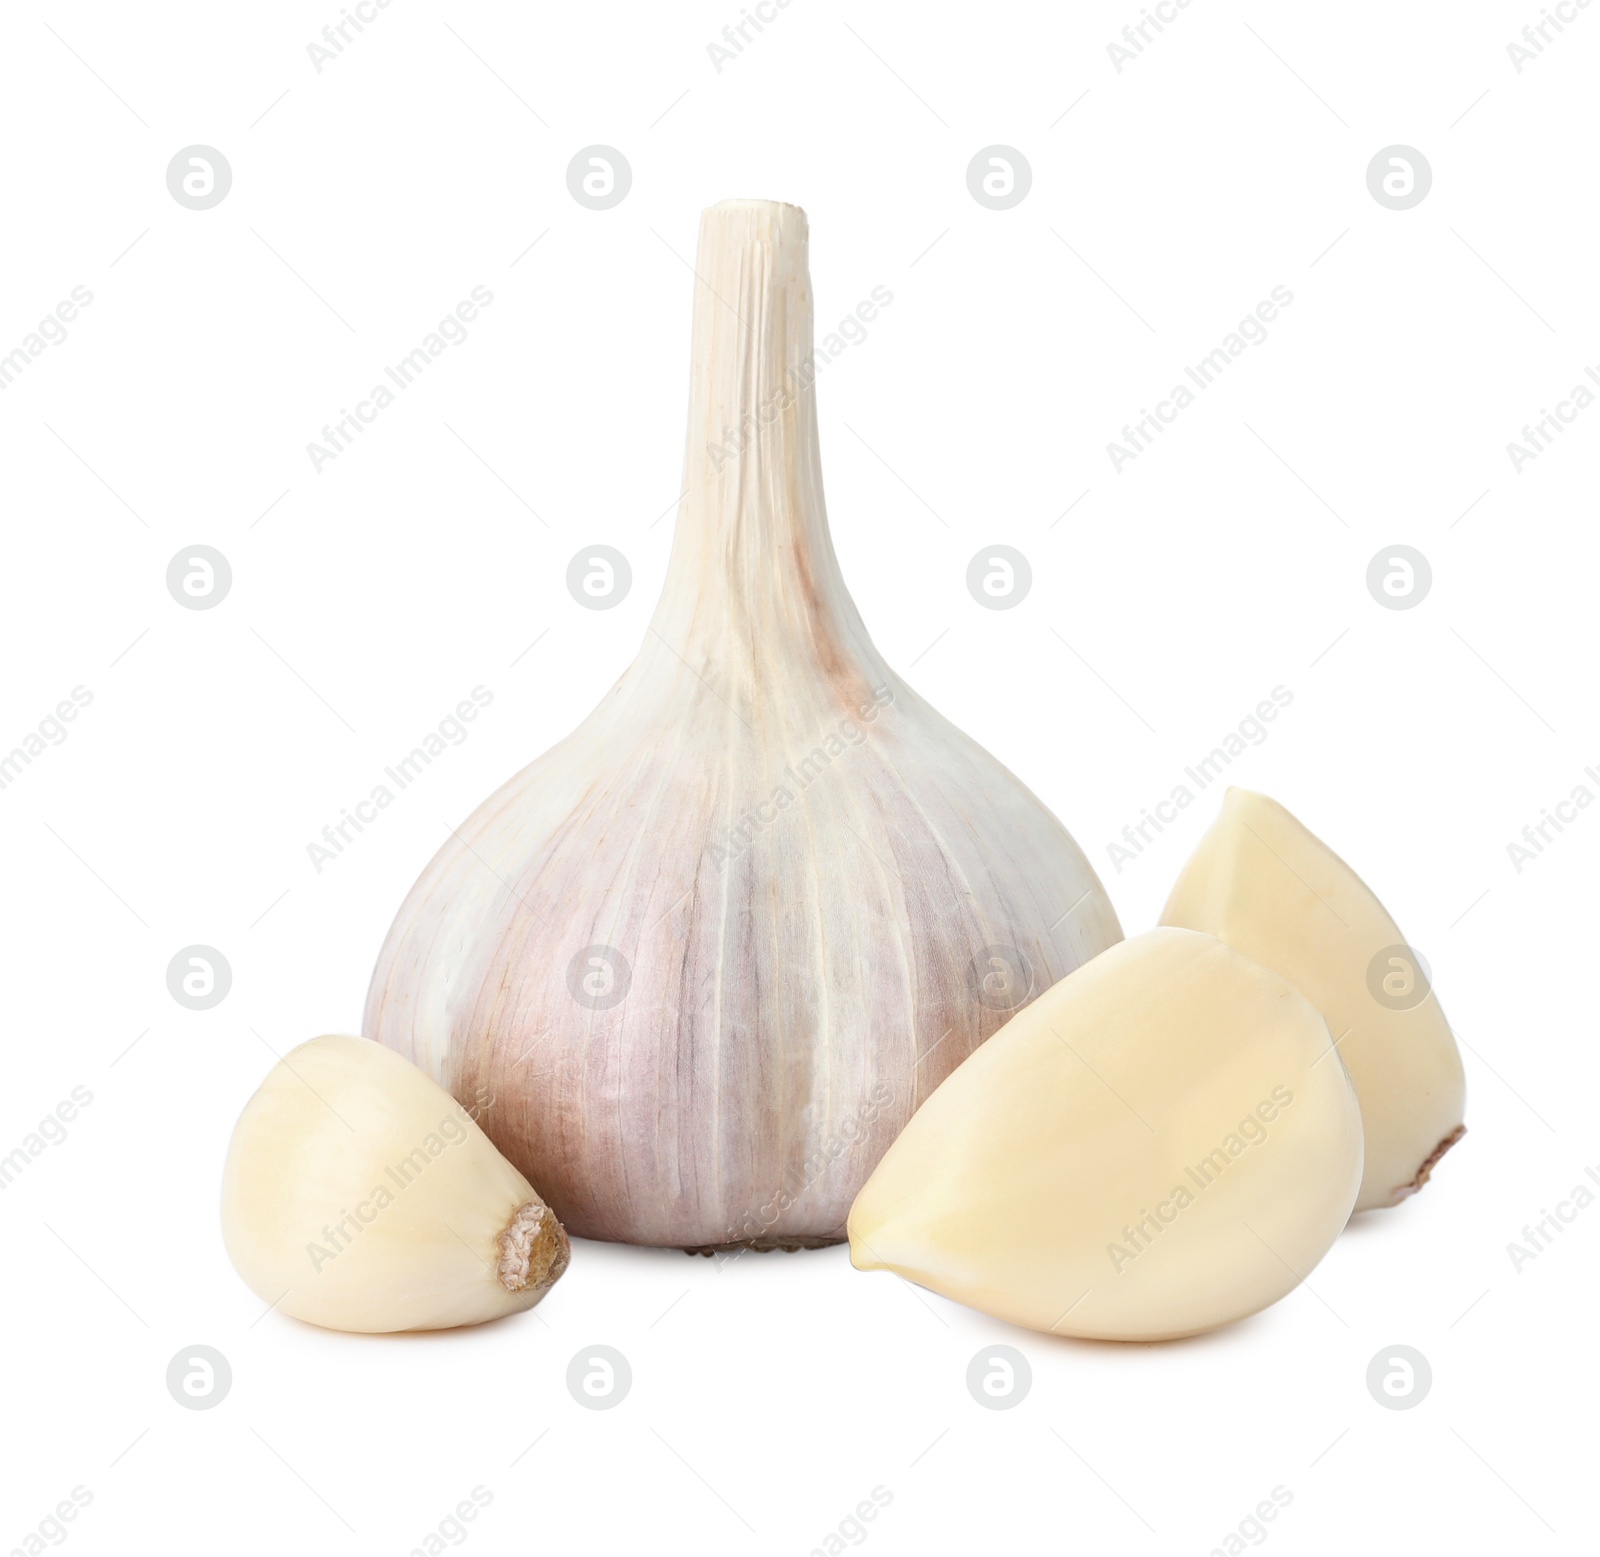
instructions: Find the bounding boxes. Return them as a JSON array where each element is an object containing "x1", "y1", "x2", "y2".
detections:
[
  {"x1": 848, "y1": 928, "x2": 1362, "y2": 1341},
  {"x1": 221, "y1": 1035, "x2": 568, "y2": 1333},
  {"x1": 364, "y1": 198, "x2": 1121, "y2": 1250},
  {"x1": 1159, "y1": 788, "x2": 1466, "y2": 1211}
]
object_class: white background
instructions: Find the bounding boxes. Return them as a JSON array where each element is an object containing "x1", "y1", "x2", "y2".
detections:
[{"x1": 2, "y1": 1, "x2": 1595, "y2": 1552}]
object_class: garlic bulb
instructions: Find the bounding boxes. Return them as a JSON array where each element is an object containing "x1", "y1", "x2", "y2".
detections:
[
  {"x1": 364, "y1": 199, "x2": 1120, "y2": 1250},
  {"x1": 1160, "y1": 788, "x2": 1466, "y2": 1211},
  {"x1": 848, "y1": 928, "x2": 1364, "y2": 1340},
  {"x1": 222, "y1": 1035, "x2": 568, "y2": 1332}
]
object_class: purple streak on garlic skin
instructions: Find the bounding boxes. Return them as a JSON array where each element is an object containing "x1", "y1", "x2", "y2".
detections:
[{"x1": 364, "y1": 200, "x2": 1122, "y2": 1248}]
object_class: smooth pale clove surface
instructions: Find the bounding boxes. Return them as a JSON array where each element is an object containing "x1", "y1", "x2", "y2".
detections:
[
  {"x1": 848, "y1": 929, "x2": 1363, "y2": 1341},
  {"x1": 364, "y1": 199, "x2": 1120, "y2": 1250},
  {"x1": 1160, "y1": 787, "x2": 1466, "y2": 1211},
  {"x1": 221, "y1": 1035, "x2": 568, "y2": 1333}
]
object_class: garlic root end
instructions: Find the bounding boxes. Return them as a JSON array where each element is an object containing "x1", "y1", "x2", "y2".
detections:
[
  {"x1": 497, "y1": 1201, "x2": 571, "y2": 1294},
  {"x1": 680, "y1": 1234, "x2": 845, "y2": 1257},
  {"x1": 1389, "y1": 1124, "x2": 1467, "y2": 1205}
]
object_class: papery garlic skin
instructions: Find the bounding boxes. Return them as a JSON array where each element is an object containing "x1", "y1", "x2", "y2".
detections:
[
  {"x1": 221, "y1": 1035, "x2": 568, "y2": 1333},
  {"x1": 1160, "y1": 788, "x2": 1466, "y2": 1211},
  {"x1": 849, "y1": 929, "x2": 1363, "y2": 1341},
  {"x1": 364, "y1": 199, "x2": 1121, "y2": 1250}
]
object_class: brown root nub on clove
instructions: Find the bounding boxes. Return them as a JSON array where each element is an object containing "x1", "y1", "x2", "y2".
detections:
[
  {"x1": 1392, "y1": 1124, "x2": 1467, "y2": 1203},
  {"x1": 498, "y1": 1200, "x2": 572, "y2": 1292}
]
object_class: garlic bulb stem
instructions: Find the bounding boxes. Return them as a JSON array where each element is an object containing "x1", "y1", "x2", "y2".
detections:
[{"x1": 659, "y1": 200, "x2": 860, "y2": 666}]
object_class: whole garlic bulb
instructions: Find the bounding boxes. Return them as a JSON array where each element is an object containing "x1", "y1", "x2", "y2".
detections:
[{"x1": 365, "y1": 199, "x2": 1120, "y2": 1250}]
